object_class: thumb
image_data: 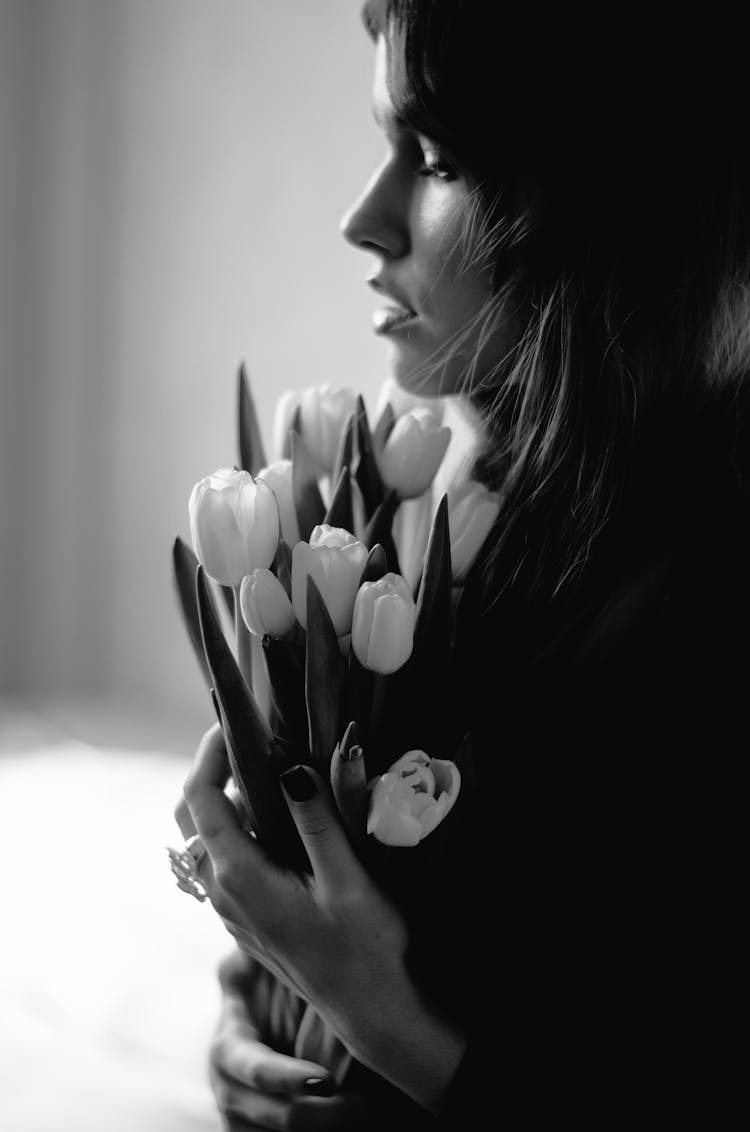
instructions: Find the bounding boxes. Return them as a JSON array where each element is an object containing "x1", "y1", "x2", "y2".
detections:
[{"x1": 280, "y1": 765, "x2": 365, "y2": 895}]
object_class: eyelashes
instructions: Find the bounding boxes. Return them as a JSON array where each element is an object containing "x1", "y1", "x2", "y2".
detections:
[
  {"x1": 417, "y1": 156, "x2": 458, "y2": 182},
  {"x1": 415, "y1": 136, "x2": 460, "y2": 183}
]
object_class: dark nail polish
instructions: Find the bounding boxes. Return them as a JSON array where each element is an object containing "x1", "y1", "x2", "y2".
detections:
[
  {"x1": 280, "y1": 764, "x2": 317, "y2": 802},
  {"x1": 304, "y1": 1077, "x2": 335, "y2": 1096}
]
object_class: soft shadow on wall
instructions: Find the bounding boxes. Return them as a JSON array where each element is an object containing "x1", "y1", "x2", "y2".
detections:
[{"x1": 0, "y1": 0, "x2": 386, "y2": 744}]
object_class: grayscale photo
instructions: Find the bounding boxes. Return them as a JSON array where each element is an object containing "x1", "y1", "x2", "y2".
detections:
[{"x1": 1, "y1": 2, "x2": 746, "y2": 1129}]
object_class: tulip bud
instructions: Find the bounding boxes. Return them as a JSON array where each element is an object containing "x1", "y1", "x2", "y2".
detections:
[
  {"x1": 299, "y1": 384, "x2": 359, "y2": 475},
  {"x1": 351, "y1": 572, "x2": 416, "y2": 674},
  {"x1": 256, "y1": 459, "x2": 300, "y2": 547},
  {"x1": 188, "y1": 468, "x2": 280, "y2": 586},
  {"x1": 291, "y1": 524, "x2": 368, "y2": 636},
  {"x1": 377, "y1": 408, "x2": 451, "y2": 499},
  {"x1": 367, "y1": 750, "x2": 461, "y2": 846},
  {"x1": 447, "y1": 480, "x2": 502, "y2": 581},
  {"x1": 239, "y1": 568, "x2": 296, "y2": 638}
]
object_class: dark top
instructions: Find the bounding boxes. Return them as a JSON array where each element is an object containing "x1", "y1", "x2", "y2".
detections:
[{"x1": 434, "y1": 394, "x2": 749, "y2": 1125}]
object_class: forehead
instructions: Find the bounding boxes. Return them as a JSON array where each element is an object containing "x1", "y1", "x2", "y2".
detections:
[{"x1": 371, "y1": 36, "x2": 398, "y2": 131}]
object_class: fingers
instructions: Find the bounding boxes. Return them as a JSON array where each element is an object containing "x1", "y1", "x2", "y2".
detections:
[
  {"x1": 213, "y1": 1068, "x2": 371, "y2": 1131},
  {"x1": 213, "y1": 1029, "x2": 335, "y2": 1096},
  {"x1": 183, "y1": 724, "x2": 250, "y2": 867},
  {"x1": 279, "y1": 766, "x2": 366, "y2": 898}
]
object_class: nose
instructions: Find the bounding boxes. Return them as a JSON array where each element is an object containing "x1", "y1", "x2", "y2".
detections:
[{"x1": 339, "y1": 160, "x2": 410, "y2": 260}]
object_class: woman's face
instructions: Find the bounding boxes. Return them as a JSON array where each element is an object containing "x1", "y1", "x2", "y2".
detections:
[{"x1": 340, "y1": 37, "x2": 516, "y2": 398}]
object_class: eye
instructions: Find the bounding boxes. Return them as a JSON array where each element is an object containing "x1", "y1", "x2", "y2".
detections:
[{"x1": 416, "y1": 139, "x2": 459, "y2": 182}]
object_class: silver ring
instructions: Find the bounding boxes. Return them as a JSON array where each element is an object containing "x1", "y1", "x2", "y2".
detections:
[{"x1": 166, "y1": 837, "x2": 208, "y2": 902}]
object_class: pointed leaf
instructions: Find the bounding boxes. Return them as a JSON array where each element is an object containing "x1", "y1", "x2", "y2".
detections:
[
  {"x1": 330, "y1": 740, "x2": 368, "y2": 848},
  {"x1": 273, "y1": 537, "x2": 293, "y2": 599},
  {"x1": 362, "y1": 491, "x2": 401, "y2": 574},
  {"x1": 292, "y1": 431, "x2": 326, "y2": 542},
  {"x1": 414, "y1": 494, "x2": 452, "y2": 649},
  {"x1": 305, "y1": 575, "x2": 345, "y2": 776},
  {"x1": 332, "y1": 410, "x2": 356, "y2": 489},
  {"x1": 196, "y1": 565, "x2": 306, "y2": 870},
  {"x1": 261, "y1": 635, "x2": 308, "y2": 755},
  {"x1": 359, "y1": 543, "x2": 388, "y2": 586},
  {"x1": 281, "y1": 405, "x2": 303, "y2": 460},
  {"x1": 354, "y1": 395, "x2": 384, "y2": 519},
  {"x1": 237, "y1": 362, "x2": 267, "y2": 475},
  {"x1": 372, "y1": 401, "x2": 395, "y2": 457},
  {"x1": 217, "y1": 581, "x2": 236, "y2": 620},
  {"x1": 323, "y1": 465, "x2": 354, "y2": 533},
  {"x1": 172, "y1": 537, "x2": 211, "y2": 688}
]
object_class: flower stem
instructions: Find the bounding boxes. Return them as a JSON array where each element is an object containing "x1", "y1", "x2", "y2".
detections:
[
  {"x1": 368, "y1": 673, "x2": 387, "y2": 763},
  {"x1": 233, "y1": 585, "x2": 253, "y2": 692}
]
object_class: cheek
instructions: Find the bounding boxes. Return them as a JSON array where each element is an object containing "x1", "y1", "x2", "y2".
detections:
[{"x1": 414, "y1": 198, "x2": 493, "y2": 322}]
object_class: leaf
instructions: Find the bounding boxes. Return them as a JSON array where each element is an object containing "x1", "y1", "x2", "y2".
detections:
[
  {"x1": 237, "y1": 362, "x2": 267, "y2": 475},
  {"x1": 304, "y1": 575, "x2": 345, "y2": 776},
  {"x1": 362, "y1": 491, "x2": 401, "y2": 574},
  {"x1": 323, "y1": 465, "x2": 354, "y2": 533},
  {"x1": 330, "y1": 733, "x2": 368, "y2": 849},
  {"x1": 292, "y1": 431, "x2": 326, "y2": 542},
  {"x1": 261, "y1": 634, "x2": 308, "y2": 755},
  {"x1": 332, "y1": 410, "x2": 356, "y2": 490},
  {"x1": 196, "y1": 565, "x2": 307, "y2": 870},
  {"x1": 281, "y1": 405, "x2": 303, "y2": 461},
  {"x1": 217, "y1": 581, "x2": 236, "y2": 620},
  {"x1": 414, "y1": 493, "x2": 452, "y2": 650},
  {"x1": 359, "y1": 543, "x2": 388, "y2": 585},
  {"x1": 354, "y1": 395, "x2": 385, "y2": 519},
  {"x1": 172, "y1": 537, "x2": 212, "y2": 688},
  {"x1": 273, "y1": 538, "x2": 294, "y2": 599},
  {"x1": 372, "y1": 401, "x2": 396, "y2": 457}
]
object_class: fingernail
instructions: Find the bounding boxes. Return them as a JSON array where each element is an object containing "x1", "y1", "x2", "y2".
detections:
[
  {"x1": 209, "y1": 687, "x2": 222, "y2": 726},
  {"x1": 304, "y1": 1077, "x2": 335, "y2": 1096},
  {"x1": 280, "y1": 764, "x2": 317, "y2": 802}
]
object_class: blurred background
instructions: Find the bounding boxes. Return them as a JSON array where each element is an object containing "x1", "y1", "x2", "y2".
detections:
[
  {"x1": 0, "y1": 2, "x2": 386, "y2": 1129},
  {"x1": 0, "y1": 0, "x2": 385, "y2": 746}
]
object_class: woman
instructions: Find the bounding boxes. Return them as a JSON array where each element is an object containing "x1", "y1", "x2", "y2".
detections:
[{"x1": 176, "y1": 3, "x2": 749, "y2": 1126}]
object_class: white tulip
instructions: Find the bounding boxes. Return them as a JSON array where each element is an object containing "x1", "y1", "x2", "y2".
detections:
[
  {"x1": 377, "y1": 408, "x2": 451, "y2": 499},
  {"x1": 291, "y1": 524, "x2": 368, "y2": 636},
  {"x1": 367, "y1": 750, "x2": 461, "y2": 847},
  {"x1": 239, "y1": 569, "x2": 296, "y2": 638},
  {"x1": 257, "y1": 459, "x2": 300, "y2": 547},
  {"x1": 188, "y1": 468, "x2": 279, "y2": 587},
  {"x1": 299, "y1": 384, "x2": 359, "y2": 474},
  {"x1": 351, "y1": 572, "x2": 416, "y2": 674}
]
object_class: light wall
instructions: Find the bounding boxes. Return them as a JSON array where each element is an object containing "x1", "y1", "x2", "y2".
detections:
[{"x1": 1, "y1": 1, "x2": 387, "y2": 733}]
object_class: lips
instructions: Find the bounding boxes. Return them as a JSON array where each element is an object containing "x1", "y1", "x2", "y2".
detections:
[{"x1": 367, "y1": 275, "x2": 416, "y2": 317}]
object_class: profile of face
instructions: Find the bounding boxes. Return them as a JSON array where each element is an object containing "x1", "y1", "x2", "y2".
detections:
[{"x1": 340, "y1": 36, "x2": 516, "y2": 399}]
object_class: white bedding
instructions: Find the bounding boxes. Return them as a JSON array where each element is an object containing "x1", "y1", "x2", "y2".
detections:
[{"x1": 1, "y1": 720, "x2": 229, "y2": 1132}]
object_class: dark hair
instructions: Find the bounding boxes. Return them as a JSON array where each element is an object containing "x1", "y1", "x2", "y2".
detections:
[{"x1": 363, "y1": 1, "x2": 750, "y2": 600}]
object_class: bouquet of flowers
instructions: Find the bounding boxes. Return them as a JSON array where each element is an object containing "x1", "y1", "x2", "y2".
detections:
[{"x1": 171, "y1": 363, "x2": 500, "y2": 1090}]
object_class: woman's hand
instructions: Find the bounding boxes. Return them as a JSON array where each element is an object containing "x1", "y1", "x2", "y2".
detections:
[
  {"x1": 176, "y1": 725, "x2": 466, "y2": 1116},
  {"x1": 209, "y1": 949, "x2": 373, "y2": 1131},
  {"x1": 176, "y1": 725, "x2": 408, "y2": 1032}
]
